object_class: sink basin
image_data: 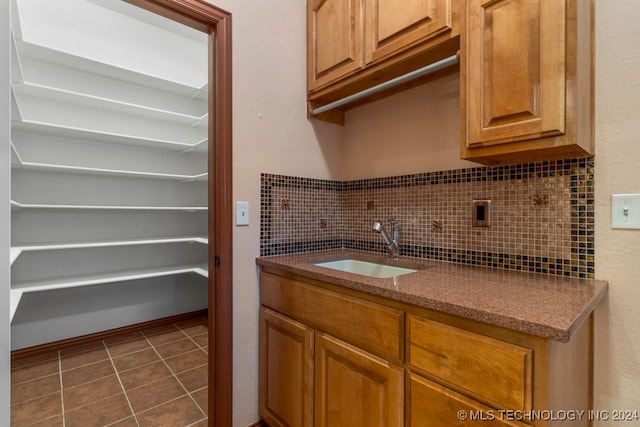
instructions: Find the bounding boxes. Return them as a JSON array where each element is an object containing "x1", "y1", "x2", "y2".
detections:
[{"x1": 314, "y1": 259, "x2": 417, "y2": 278}]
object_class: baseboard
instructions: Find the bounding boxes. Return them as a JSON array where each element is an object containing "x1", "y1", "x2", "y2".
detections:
[
  {"x1": 248, "y1": 420, "x2": 267, "y2": 427},
  {"x1": 11, "y1": 309, "x2": 208, "y2": 361}
]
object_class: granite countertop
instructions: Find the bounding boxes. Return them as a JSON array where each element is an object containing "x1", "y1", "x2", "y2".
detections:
[{"x1": 256, "y1": 249, "x2": 608, "y2": 342}]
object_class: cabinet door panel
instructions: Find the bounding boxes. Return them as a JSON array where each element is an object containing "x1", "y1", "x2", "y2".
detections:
[
  {"x1": 315, "y1": 333, "x2": 403, "y2": 427},
  {"x1": 407, "y1": 372, "x2": 528, "y2": 427},
  {"x1": 259, "y1": 308, "x2": 313, "y2": 427},
  {"x1": 465, "y1": 0, "x2": 566, "y2": 147},
  {"x1": 308, "y1": 0, "x2": 364, "y2": 91},
  {"x1": 365, "y1": 0, "x2": 454, "y2": 64}
]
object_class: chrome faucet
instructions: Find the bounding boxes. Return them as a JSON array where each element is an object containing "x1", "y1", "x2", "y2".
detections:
[{"x1": 372, "y1": 219, "x2": 400, "y2": 258}]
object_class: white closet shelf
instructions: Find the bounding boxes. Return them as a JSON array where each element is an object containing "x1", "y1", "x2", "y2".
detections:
[
  {"x1": 11, "y1": 159, "x2": 207, "y2": 181},
  {"x1": 16, "y1": 40, "x2": 208, "y2": 97},
  {"x1": 14, "y1": 82, "x2": 207, "y2": 127},
  {"x1": 10, "y1": 200, "x2": 207, "y2": 211},
  {"x1": 12, "y1": 118, "x2": 207, "y2": 152},
  {"x1": 10, "y1": 236, "x2": 208, "y2": 266},
  {"x1": 13, "y1": 236, "x2": 208, "y2": 251},
  {"x1": 10, "y1": 264, "x2": 208, "y2": 323}
]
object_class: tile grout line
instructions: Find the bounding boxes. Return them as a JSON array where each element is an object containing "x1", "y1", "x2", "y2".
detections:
[
  {"x1": 58, "y1": 350, "x2": 66, "y2": 427},
  {"x1": 104, "y1": 340, "x2": 141, "y2": 427},
  {"x1": 143, "y1": 324, "x2": 208, "y2": 420}
]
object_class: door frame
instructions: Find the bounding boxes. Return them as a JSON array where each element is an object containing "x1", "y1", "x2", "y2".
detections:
[{"x1": 126, "y1": 1, "x2": 233, "y2": 425}]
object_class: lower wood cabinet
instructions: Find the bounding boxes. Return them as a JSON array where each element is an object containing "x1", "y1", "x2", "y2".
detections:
[
  {"x1": 259, "y1": 308, "x2": 313, "y2": 427},
  {"x1": 314, "y1": 332, "x2": 403, "y2": 427},
  {"x1": 259, "y1": 269, "x2": 594, "y2": 427}
]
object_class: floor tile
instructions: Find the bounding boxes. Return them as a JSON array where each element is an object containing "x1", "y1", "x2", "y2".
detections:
[
  {"x1": 112, "y1": 348, "x2": 160, "y2": 373},
  {"x1": 191, "y1": 387, "x2": 208, "y2": 416},
  {"x1": 59, "y1": 340, "x2": 105, "y2": 358},
  {"x1": 63, "y1": 374, "x2": 123, "y2": 411},
  {"x1": 106, "y1": 336, "x2": 151, "y2": 358},
  {"x1": 65, "y1": 393, "x2": 132, "y2": 427},
  {"x1": 136, "y1": 395, "x2": 204, "y2": 427},
  {"x1": 62, "y1": 360, "x2": 115, "y2": 389},
  {"x1": 10, "y1": 392, "x2": 62, "y2": 426},
  {"x1": 176, "y1": 319, "x2": 208, "y2": 337},
  {"x1": 10, "y1": 316, "x2": 208, "y2": 425},
  {"x1": 127, "y1": 376, "x2": 186, "y2": 414},
  {"x1": 11, "y1": 351, "x2": 58, "y2": 371},
  {"x1": 28, "y1": 414, "x2": 64, "y2": 427},
  {"x1": 119, "y1": 360, "x2": 172, "y2": 390},
  {"x1": 154, "y1": 338, "x2": 198, "y2": 359},
  {"x1": 145, "y1": 329, "x2": 187, "y2": 347},
  {"x1": 61, "y1": 346, "x2": 109, "y2": 371},
  {"x1": 105, "y1": 416, "x2": 139, "y2": 427},
  {"x1": 11, "y1": 358, "x2": 59, "y2": 385},
  {"x1": 177, "y1": 365, "x2": 207, "y2": 392},
  {"x1": 164, "y1": 349, "x2": 208, "y2": 374},
  {"x1": 11, "y1": 373, "x2": 61, "y2": 405},
  {"x1": 191, "y1": 333, "x2": 208, "y2": 348}
]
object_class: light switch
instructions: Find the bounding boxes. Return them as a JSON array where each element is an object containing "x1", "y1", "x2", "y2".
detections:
[
  {"x1": 611, "y1": 194, "x2": 640, "y2": 229},
  {"x1": 236, "y1": 201, "x2": 249, "y2": 226}
]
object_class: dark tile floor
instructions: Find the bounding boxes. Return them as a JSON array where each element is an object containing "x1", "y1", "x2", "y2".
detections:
[{"x1": 11, "y1": 317, "x2": 209, "y2": 426}]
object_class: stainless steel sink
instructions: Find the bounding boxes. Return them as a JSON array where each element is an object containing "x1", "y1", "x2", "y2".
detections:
[{"x1": 314, "y1": 259, "x2": 417, "y2": 278}]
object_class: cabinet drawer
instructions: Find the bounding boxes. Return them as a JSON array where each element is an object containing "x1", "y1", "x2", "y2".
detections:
[
  {"x1": 260, "y1": 272, "x2": 404, "y2": 361},
  {"x1": 407, "y1": 372, "x2": 528, "y2": 427},
  {"x1": 407, "y1": 315, "x2": 532, "y2": 411}
]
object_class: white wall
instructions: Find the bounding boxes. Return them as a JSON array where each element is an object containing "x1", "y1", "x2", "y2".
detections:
[
  {"x1": 216, "y1": 0, "x2": 640, "y2": 424},
  {"x1": 1, "y1": 0, "x2": 11, "y2": 422},
  {"x1": 593, "y1": 1, "x2": 640, "y2": 422},
  {"x1": 204, "y1": 1, "x2": 343, "y2": 425}
]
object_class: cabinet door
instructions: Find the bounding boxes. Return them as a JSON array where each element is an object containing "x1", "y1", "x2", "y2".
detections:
[
  {"x1": 259, "y1": 308, "x2": 314, "y2": 427},
  {"x1": 407, "y1": 372, "x2": 528, "y2": 427},
  {"x1": 308, "y1": 0, "x2": 364, "y2": 91},
  {"x1": 464, "y1": 0, "x2": 566, "y2": 147},
  {"x1": 365, "y1": 0, "x2": 455, "y2": 64},
  {"x1": 315, "y1": 332, "x2": 403, "y2": 427}
]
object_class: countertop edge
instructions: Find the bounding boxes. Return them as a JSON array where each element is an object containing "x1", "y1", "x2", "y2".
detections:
[{"x1": 256, "y1": 252, "x2": 609, "y2": 343}]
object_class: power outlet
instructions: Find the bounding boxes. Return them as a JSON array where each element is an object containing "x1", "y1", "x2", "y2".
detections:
[{"x1": 472, "y1": 200, "x2": 492, "y2": 227}]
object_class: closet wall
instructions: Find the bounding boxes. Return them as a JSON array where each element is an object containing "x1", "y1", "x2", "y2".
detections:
[{"x1": 9, "y1": 0, "x2": 209, "y2": 350}]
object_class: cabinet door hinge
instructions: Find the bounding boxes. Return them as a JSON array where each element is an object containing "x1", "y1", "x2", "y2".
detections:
[{"x1": 215, "y1": 255, "x2": 221, "y2": 269}]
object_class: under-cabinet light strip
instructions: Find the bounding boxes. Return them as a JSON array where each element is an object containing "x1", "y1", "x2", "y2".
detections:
[{"x1": 311, "y1": 54, "x2": 459, "y2": 116}]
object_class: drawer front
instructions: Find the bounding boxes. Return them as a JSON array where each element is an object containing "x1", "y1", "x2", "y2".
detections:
[
  {"x1": 407, "y1": 372, "x2": 528, "y2": 427},
  {"x1": 260, "y1": 272, "x2": 404, "y2": 361},
  {"x1": 407, "y1": 315, "x2": 532, "y2": 411}
]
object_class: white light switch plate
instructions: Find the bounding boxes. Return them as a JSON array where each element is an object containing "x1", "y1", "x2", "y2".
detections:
[
  {"x1": 612, "y1": 194, "x2": 640, "y2": 229},
  {"x1": 236, "y1": 201, "x2": 249, "y2": 226}
]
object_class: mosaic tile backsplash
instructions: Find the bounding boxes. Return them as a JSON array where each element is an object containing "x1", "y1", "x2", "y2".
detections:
[{"x1": 260, "y1": 158, "x2": 595, "y2": 278}]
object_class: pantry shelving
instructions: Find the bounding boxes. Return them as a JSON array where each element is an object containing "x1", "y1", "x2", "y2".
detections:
[{"x1": 10, "y1": 0, "x2": 210, "y2": 349}]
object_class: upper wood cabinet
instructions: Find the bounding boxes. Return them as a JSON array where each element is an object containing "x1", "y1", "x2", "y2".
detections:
[
  {"x1": 308, "y1": 0, "x2": 461, "y2": 124},
  {"x1": 364, "y1": 0, "x2": 456, "y2": 65},
  {"x1": 461, "y1": 0, "x2": 594, "y2": 165},
  {"x1": 307, "y1": 0, "x2": 364, "y2": 92}
]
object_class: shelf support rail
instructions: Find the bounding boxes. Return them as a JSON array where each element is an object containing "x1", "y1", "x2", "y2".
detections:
[{"x1": 310, "y1": 54, "x2": 459, "y2": 116}]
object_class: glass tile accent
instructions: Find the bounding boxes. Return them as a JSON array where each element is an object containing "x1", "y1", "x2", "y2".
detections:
[{"x1": 260, "y1": 158, "x2": 595, "y2": 278}]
